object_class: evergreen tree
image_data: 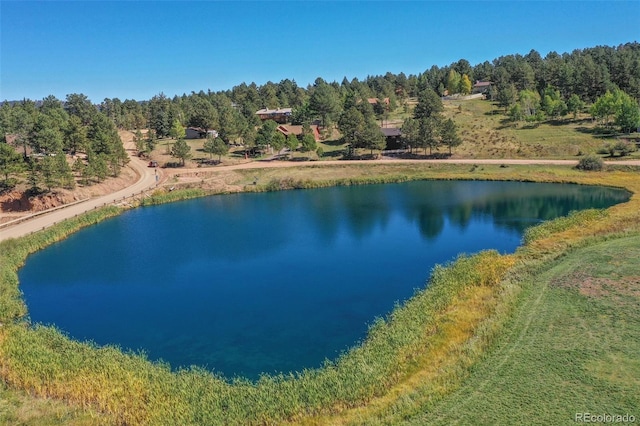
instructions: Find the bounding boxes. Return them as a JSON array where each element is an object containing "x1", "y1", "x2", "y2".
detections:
[
  {"x1": 64, "y1": 115, "x2": 88, "y2": 155},
  {"x1": 39, "y1": 155, "x2": 58, "y2": 191},
  {"x1": 55, "y1": 150, "x2": 75, "y2": 189},
  {"x1": 417, "y1": 117, "x2": 440, "y2": 155},
  {"x1": 309, "y1": 82, "x2": 340, "y2": 127},
  {"x1": 400, "y1": 118, "x2": 419, "y2": 153},
  {"x1": 0, "y1": 142, "x2": 26, "y2": 185},
  {"x1": 170, "y1": 138, "x2": 191, "y2": 166},
  {"x1": 414, "y1": 88, "x2": 443, "y2": 119},
  {"x1": 440, "y1": 118, "x2": 462, "y2": 154}
]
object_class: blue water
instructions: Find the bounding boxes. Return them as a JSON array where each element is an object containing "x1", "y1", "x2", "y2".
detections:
[{"x1": 18, "y1": 181, "x2": 629, "y2": 379}]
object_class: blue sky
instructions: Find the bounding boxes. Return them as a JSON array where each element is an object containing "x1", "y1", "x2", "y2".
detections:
[{"x1": 1, "y1": 1, "x2": 638, "y2": 102}]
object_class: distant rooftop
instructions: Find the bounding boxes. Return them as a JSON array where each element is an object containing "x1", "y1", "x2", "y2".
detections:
[
  {"x1": 255, "y1": 108, "x2": 292, "y2": 115},
  {"x1": 381, "y1": 128, "x2": 401, "y2": 137}
]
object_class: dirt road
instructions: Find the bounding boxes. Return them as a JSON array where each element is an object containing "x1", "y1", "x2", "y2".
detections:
[
  {"x1": 1, "y1": 157, "x2": 638, "y2": 242},
  {"x1": 0, "y1": 140, "x2": 159, "y2": 242}
]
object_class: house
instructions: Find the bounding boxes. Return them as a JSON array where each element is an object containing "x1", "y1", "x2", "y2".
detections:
[
  {"x1": 255, "y1": 108, "x2": 292, "y2": 124},
  {"x1": 186, "y1": 127, "x2": 205, "y2": 139},
  {"x1": 186, "y1": 127, "x2": 218, "y2": 139},
  {"x1": 276, "y1": 124, "x2": 321, "y2": 142},
  {"x1": 367, "y1": 98, "x2": 390, "y2": 106},
  {"x1": 472, "y1": 81, "x2": 492, "y2": 95},
  {"x1": 381, "y1": 128, "x2": 403, "y2": 150}
]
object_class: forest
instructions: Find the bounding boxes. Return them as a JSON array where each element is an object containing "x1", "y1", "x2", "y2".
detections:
[{"x1": 1, "y1": 42, "x2": 639, "y2": 191}]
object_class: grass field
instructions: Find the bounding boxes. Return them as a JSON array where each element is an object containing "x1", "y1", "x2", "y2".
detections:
[{"x1": 423, "y1": 235, "x2": 640, "y2": 425}]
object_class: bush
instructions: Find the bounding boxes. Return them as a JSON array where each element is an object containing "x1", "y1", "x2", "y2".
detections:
[
  {"x1": 614, "y1": 140, "x2": 637, "y2": 157},
  {"x1": 576, "y1": 154, "x2": 604, "y2": 171}
]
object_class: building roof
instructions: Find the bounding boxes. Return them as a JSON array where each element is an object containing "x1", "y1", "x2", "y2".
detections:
[
  {"x1": 473, "y1": 81, "x2": 492, "y2": 87},
  {"x1": 381, "y1": 127, "x2": 401, "y2": 137},
  {"x1": 255, "y1": 107, "x2": 292, "y2": 115},
  {"x1": 367, "y1": 98, "x2": 390, "y2": 105},
  {"x1": 276, "y1": 124, "x2": 320, "y2": 141}
]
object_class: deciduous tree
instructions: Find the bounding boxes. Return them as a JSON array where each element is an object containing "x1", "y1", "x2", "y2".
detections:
[
  {"x1": 169, "y1": 119, "x2": 186, "y2": 139},
  {"x1": 566, "y1": 94, "x2": 585, "y2": 119},
  {"x1": 286, "y1": 133, "x2": 299, "y2": 153},
  {"x1": 301, "y1": 133, "x2": 317, "y2": 152},
  {"x1": 460, "y1": 74, "x2": 472, "y2": 95}
]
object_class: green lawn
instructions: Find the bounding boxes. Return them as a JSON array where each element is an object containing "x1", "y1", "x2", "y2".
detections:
[{"x1": 417, "y1": 235, "x2": 640, "y2": 425}]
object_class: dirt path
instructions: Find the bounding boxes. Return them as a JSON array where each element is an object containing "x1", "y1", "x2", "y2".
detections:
[
  {"x1": 163, "y1": 157, "x2": 640, "y2": 176},
  {"x1": 0, "y1": 139, "x2": 159, "y2": 242},
  {"x1": 1, "y1": 156, "x2": 638, "y2": 242}
]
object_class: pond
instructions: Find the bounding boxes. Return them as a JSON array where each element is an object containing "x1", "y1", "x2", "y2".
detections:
[{"x1": 19, "y1": 181, "x2": 630, "y2": 379}]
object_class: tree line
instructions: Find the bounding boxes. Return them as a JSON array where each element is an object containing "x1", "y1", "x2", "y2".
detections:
[
  {"x1": 0, "y1": 94, "x2": 127, "y2": 192},
  {"x1": 1, "y1": 42, "x2": 639, "y2": 190}
]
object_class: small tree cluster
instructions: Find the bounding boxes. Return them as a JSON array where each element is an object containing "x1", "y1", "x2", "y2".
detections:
[{"x1": 591, "y1": 89, "x2": 640, "y2": 133}]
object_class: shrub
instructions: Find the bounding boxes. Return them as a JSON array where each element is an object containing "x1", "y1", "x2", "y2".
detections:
[
  {"x1": 614, "y1": 140, "x2": 637, "y2": 157},
  {"x1": 576, "y1": 154, "x2": 604, "y2": 171}
]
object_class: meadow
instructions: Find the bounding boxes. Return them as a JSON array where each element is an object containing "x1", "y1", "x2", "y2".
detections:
[
  {"x1": 1, "y1": 162, "x2": 639, "y2": 425},
  {"x1": 144, "y1": 98, "x2": 640, "y2": 169}
]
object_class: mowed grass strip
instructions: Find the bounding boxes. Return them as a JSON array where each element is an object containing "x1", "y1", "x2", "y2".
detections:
[{"x1": 417, "y1": 235, "x2": 640, "y2": 425}]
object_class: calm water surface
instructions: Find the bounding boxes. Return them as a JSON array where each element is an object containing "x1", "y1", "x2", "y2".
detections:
[{"x1": 19, "y1": 181, "x2": 629, "y2": 379}]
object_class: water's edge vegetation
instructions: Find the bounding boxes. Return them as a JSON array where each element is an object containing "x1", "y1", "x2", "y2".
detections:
[{"x1": 1, "y1": 164, "x2": 638, "y2": 425}]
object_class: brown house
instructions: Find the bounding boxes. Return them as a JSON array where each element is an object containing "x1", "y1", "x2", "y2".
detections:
[
  {"x1": 367, "y1": 98, "x2": 390, "y2": 106},
  {"x1": 255, "y1": 108, "x2": 292, "y2": 124},
  {"x1": 276, "y1": 124, "x2": 321, "y2": 142},
  {"x1": 381, "y1": 128, "x2": 402, "y2": 150},
  {"x1": 472, "y1": 81, "x2": 492, "y2": 94}
]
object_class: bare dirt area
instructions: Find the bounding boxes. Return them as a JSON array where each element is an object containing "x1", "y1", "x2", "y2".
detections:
[{"x1": 0, "y1": 168, "x2": 139, "y2": 222}]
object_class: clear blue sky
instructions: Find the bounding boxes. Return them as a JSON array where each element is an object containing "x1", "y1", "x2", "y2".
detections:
[{"x1": 1, "y1": 1, "x2": 638, "y2": 103}]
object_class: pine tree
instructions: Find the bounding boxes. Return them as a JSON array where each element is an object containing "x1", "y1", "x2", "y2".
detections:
[{"x1": 170, "y1": 139, "x2": 191, "y2": 166}]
